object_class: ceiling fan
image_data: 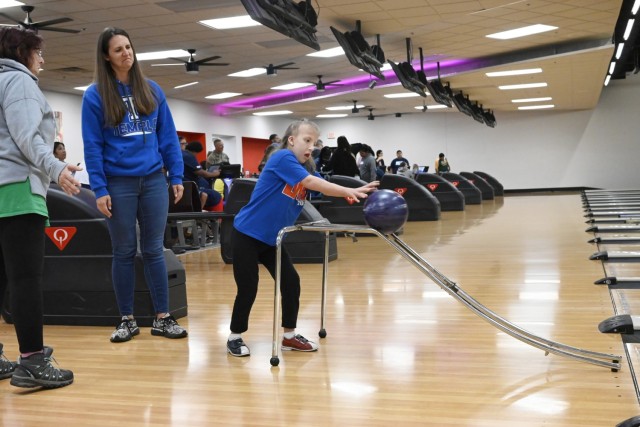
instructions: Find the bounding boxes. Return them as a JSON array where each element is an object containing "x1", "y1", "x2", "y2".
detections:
[
  {"x1": 0, "y1": 5, "x2": 81, "y2": 33},
  {"x1": 351, "y1": 100, "x2": 370, "y2": 114},
  {"x1": 367, "y1": 108, "x2": 375, "y2": 121},
  {"x1": 151, "y1": 49, "x2": 229, "y2": 74},
  {"x1": 310, "y1": 75, "x2": 342, "y2": 92},
  {"x1": 264, "y1": 62, "x2": 299, "y2": 76}
]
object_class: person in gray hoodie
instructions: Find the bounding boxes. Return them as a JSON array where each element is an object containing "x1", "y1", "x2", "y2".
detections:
[{"x1": 0, "y1": 27, "x2": 81, "y2": 389}]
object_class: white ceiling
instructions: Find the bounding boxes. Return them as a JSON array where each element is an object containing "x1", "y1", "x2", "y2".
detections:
[{"x1": 7, "y1": 0, "x2": 623, "y2": 121}]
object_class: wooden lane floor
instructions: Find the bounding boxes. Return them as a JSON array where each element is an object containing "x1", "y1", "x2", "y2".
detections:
[{"x1": 1, "y1": 193, "x2": 638, "y2": 426}]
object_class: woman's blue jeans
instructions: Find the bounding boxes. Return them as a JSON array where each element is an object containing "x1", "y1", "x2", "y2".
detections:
[{"x1": 106, "y1": 172, "x2": 169, "y2": 315}]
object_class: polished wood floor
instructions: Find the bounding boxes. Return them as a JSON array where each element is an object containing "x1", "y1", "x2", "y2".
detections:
[{"x1": 1, "y1": 193, "x2": 638, "y2": 426}]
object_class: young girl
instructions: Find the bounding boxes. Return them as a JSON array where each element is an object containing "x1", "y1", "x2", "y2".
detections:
[{"x1": 227, "y1": 119, "x2": 378, "y2": 357}]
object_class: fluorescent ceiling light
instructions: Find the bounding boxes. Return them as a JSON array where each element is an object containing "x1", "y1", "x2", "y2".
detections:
[
  {"x1": 316, "y1": 114, "x2": 348, "y2": 118},
  {"x1": 518, "y1": 104, "x2": 554, "y2": 110},
  {"x1": 74, "y1": 85, "x2": 90, "y2": 92},
  {"x1": 136, "y1": 49, "x2": 189, "y2": 61},
  {"x1": 634, "y1": 0, "x2": 640, "y2": 15},
  {"x1": 498, "y1": 82, "x2": 547, "y2": 90},
  {"x1": 327, "y1": 105, "x2": 364, "y2": 111},
  {"x1": 199, "y1": 16, "x2": 260, "y2": 30},
  {"x1": 174, "y1": 82, "x2": 199, "y2": 89},
  {"x1": 271, "y1": 82, "x2": 313, "y2": 90},
  {"x1": 228, "y1": 68, "x2": 265, "y2": 77},
  {"x1": 512, "y1": 97, "x2": 552, "y2": 103},
  {"x1": 360, "y1": 63, "x2": 392, "y2": 72},
  {"x1": 384, "y1": 92, "x2": 421, "y2": 98},
  {"x1": 307, "y1": 47, "x2": 345, "y2": 58},
  {"x1": 0, "y1": 1, "x2": 24, "y2": 8},
  {"x1": 414, "y1": 104, "x2": 448, "y2": 110},
  {"x1": 486, "y1": 68, "x2": 542, "y2": 77},
  {"x1": 205, "y1": 92, "x2": 242, "y2": 99},
  {"x1": 624, "y1": 19, "x2": 635, "y2": 40},
  {"x1": 609, "y1": 62, "x2": 616, "y2": 74},
  {"x1": 486, "y1": 24, "x2": 558, "y2": 40},
  {"x1": 253, "y1": 110, "x2": 293, "y2": 116},
  {"x1": 616, "y1": 43, "x2": 625, "y2": 59}
]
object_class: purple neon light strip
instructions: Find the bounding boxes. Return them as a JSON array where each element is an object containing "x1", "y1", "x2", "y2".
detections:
[{"x1": 216, "y1": 58, "x2": 471, "y2": 115}]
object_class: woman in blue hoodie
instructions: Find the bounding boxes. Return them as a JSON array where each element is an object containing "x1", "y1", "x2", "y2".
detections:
[{"x1": 81, "y1": 27, "x2": 187, "y2": 343}]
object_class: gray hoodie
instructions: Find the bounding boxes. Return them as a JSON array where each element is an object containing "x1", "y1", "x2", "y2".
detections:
[{"x1": 0, "y1": 58, "x2": 65, "y2": 198}]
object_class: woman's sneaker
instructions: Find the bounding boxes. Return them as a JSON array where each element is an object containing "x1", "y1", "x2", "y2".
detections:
[
  {"x1": 281, "y1": 334, "x2": 318, "y2": 352},
  {"x1": 10, "y1": 347, "x2": 73, "y2": 389},
  {"x1": 151, "y1": 315, "x2": 188, "y2": 339},
  {"x1": 110, "y1": 317, "x2": 140, "y2": 343},
  {"x1": 0, "y1": 343, "x2": 16, "y2": 380},
  {"x1": 227, "y1": 338, "x2": 250, "y2": 357}
]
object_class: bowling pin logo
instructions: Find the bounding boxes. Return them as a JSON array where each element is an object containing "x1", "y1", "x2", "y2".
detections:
[{"x1": 45, "y1": 227, "x2": 77, "y2": 251}]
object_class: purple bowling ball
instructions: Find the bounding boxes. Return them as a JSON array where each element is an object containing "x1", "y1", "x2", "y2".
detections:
[{"x1": 363, "y1": 189, "x2": 409, "y2": 234}]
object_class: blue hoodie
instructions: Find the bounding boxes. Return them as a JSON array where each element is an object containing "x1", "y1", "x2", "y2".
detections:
[{"x1": 81, "y1": 79, "x2": 182, "y2": 198}]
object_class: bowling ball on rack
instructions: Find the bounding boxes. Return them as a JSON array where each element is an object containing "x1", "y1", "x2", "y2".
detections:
[{"x1": 362, "y1": 189, "x2": 408, "y2": 235}]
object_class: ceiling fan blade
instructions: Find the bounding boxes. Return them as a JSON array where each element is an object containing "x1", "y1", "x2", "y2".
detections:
[
  {"x1": 0, "y1": 13, "x2": 21, "y2": 25},
  {"x1": 194, "y1": 55, "x2": 221, "y2": 64},
  {"x1": 34, "y1": 17, "x2": 72, "y2": 27},
  {"x1": 37, "y1": 26, "x2": 81, "y2": 34},
  {"x1": 275, "y1": 62, "x2": 295, "y2": 68},
  {"x1": 151, "y1": 63, "x2": 184, "y2": 67},
  {"x1": 168, "y1": 57, "x2": 188, "y2": 64},
  {"x1": 198, "y1": 62, "x2": 230, "y2": 66}
]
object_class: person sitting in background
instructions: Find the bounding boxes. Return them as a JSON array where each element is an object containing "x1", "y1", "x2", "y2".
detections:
[
  {"x1": 327, "y1": 135, "x2": 360, "y2": 178},
  {"x1": 183, "y1": 141, "x2": 221, "y2": 209},
  {"x1": 53, "y1": 141, "x2": 66, "y2": 162},
  {"x1": 258, "y1": 144, "x2": 277, "y2": 173},
  {"x1": 358, "y1": 144, "x2": 377, "y2": 183},
  {"x1": 375, "y1": 149, "x2": 386, "y2": 180},
  {"x1": 389, "y1": 150, "x2": 410, "y2": 174},
  {"x1": 435, "y1": 152, "x2": 451, "y2": 175},
  {"x1": 206, "y1": 138, "x2": 229, "y2": 168}
]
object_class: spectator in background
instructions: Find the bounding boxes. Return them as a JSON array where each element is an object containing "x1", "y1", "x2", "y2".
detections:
[
  {"x1": 312, "y1": 139, "x2": 323, "y2": 162},
  {"x1": 389, "y1": 150, "x2": 410, "y2": 174},
  {"x1": 258, "y1": 144, "x2": 277, "y2": 173},
  {"x1": 327, "y1": 135, "x2": 360, "y2": 178},
  {"x1": 182, "y1": 141, "x2": 221, "y2": 209},
  {"x1": 268, "y1": 133, "x2": 281, "y2": 150},
  {"x1": 375, "y1": 149, "x2": 386, "y2": 180},
  {"x1": 53, "y1": 141, "x2": 66, "y2": 162},
  {"x1": 206, "y1": 138, "x2": 229, "y2": 168},
  {"x1": 358, "y1": 144, "x2": 377, "y2": 183},
  {"x1": 435, "y1": 152, "x2": 451, "y2": 175}
]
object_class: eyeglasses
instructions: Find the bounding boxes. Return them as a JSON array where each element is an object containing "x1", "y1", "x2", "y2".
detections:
[{"x1": 35, "y1": 49, "x2": 43, "y2": 58}]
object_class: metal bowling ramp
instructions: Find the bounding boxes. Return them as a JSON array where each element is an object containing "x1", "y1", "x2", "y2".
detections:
[{"x1": 270, "y1": 221, "x2": 621, "y2": 370}]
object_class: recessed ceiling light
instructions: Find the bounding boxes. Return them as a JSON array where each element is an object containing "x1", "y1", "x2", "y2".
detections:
[
  {"x1": 271, "y1": 83, "x2": 314, "y2": 90},
  {"x1": 518, "y1": 104, "x2": 555, "y2": 110},
  {"x1": 307, "y1": 47, "x2": 344, "y2": 58},
  {"x1": 0, "y1": 1, "x2": 24, "y2": 8},
  {"x1": 326, "y1": 105, "x2": 363, "y2": 111},
  {"x1": 228, "y1": 68, "x2": 265, "y2": 77},
  {"x1": 199, "y1": 16, "x2": 260, "y2": 30},
  {"x1": 384, "y1": 92, "x2": 421, "y2": 98},
  {"x1": 498, "y1": 82, "x2": 547, "y2": 90},
  {"x1": 316, "y1": 114, "x2": 348, "y2": 118},
  {"x1": 205, "y1": 92, "x2": 242, "y2": 99},
  {"x1": 486, "y1": 68, "x2": 542, "y2": 77},
  {"x1": 253, "y1": 110, "x2": 293, "y2": 116},
  {"x1": 174, "y1": 82, "x2": 199, "y2": 89},
  {"x1": 512, "y1": 97, "x2": 552, "y2": 103},
  {"x1": 486, "y1": 24, "x2": 558, "y2": 40},
  {"x1": 74, "y1": 85, "x2": 90, "y2": 92},
  {"x1": 136, "y1": 49, "x2": 189, "y2": 61}
]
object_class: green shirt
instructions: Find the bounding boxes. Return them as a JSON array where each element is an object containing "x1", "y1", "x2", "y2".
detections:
[{"x1": 0, "y1": 178, "x2": 49, "y2": 223}]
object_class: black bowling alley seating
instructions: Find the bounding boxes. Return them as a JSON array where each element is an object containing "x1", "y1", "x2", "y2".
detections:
[
  {"x1": 460, "y1": 172, "x2": 495, "y2": 200},
  {"x1": 441, "y1": 172, "x2": 482, "y2": 205},
  {"x1": 473, "y1": 171, "x2": 504, "y2": 196},
  {"x1": 220, "y1": 178, "x2": 338, "y2": 264},
  {"x1": 315, "y1": 175, "x2": 368, "y2": 225},
  {"x1": 414, "y1": 173, "x2": 465, "y2": 211},
  {"x1": 1, "y1": 185, "x2": 187, "y2": 327},
  {"x1": 379, "y1": 173, "x2": 440, "y2": 221}
]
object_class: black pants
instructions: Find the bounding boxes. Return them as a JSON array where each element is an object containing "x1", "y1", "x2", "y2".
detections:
[
  {"x1": 230, "y1": 228, "x2": 300, "y2": 333},
  {"x1": 0, "y1": 214, "x2": 45, "y2": 354}
]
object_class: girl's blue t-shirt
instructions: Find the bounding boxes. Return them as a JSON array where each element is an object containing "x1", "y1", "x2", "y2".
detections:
[{"x1": 234, "y1": 149, "x2": 309, "y2": 246}]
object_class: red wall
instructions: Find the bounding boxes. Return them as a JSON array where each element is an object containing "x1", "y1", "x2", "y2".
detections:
[
  {"x1": 178, "y1": 131, "x2": 206, "y2": 164},
  {"x1": 242, "y1": 136, "x2": 270, "y2": 175}
]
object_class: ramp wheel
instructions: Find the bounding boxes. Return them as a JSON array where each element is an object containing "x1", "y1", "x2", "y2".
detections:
[
  {"x1": 589, "y1": 251, "x2": 609, "y2": 260},
  {"x1": 319, "y1": 328, "x2": 327, "y2": 338},
  {"x1": 270, "y1": 356, "x2": 280, "y2": 367},
  {"x1": 598, "y1": 314, "x2": 634, "y2": 334},
  {"x1": 617, "y1": 415, "x2": 640, "y2": 427},
  {"x1": 594, "y1": 277, "x2": 617, "y2": 285}
]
